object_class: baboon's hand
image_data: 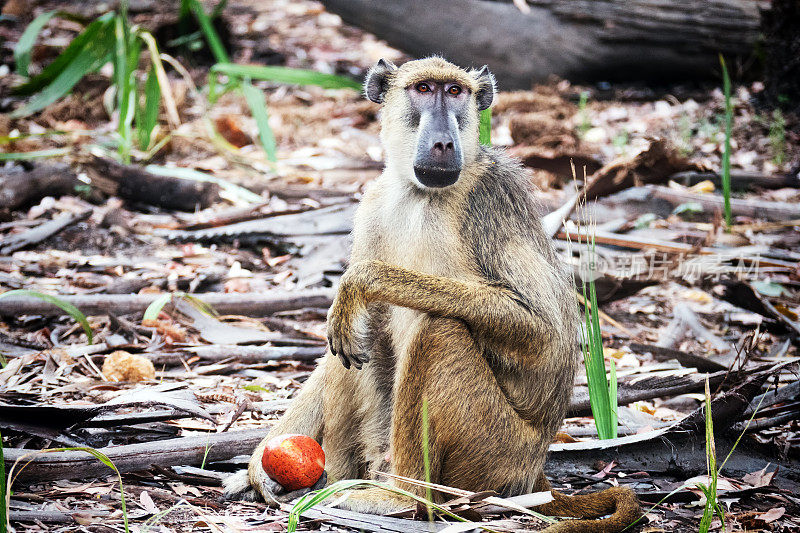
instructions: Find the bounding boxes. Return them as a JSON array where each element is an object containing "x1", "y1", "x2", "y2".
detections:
[
  {"x1": 224, "y1": 468, "x2": 327, "y2": 504},
  {"x1": 327, "y1": 290, "x2": 370, "y2": 369}
]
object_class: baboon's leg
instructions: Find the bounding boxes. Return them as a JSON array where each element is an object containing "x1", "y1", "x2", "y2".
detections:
[
  {"x1": 318, "y1": 358, "x2": 370, "y2": 482},
  {"x1": 393, "y1": 316, "x2": 545, "y2": 496},
  {"x1": 337, "y1": 317, "x2": 545, "y2": 513}
]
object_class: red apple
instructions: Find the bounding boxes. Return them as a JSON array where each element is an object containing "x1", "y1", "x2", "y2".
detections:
[{"x1": 261, "y1": 434, "x2": 325, "y2": 491}]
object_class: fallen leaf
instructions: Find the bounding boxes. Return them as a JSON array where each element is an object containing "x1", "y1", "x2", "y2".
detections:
[{"x1": 759, "y1": 506, "x2": 785, "y2": 523}]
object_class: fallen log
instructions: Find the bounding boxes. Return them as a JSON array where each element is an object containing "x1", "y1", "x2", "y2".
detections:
[
  {"x1": 0, "y1": 164, "x2": 83, "y2": 211},
  {"x1": 649, "y1": 185, "x2": 800, "y2": 222},
  {"x1": 320, "y1": 0, "x2": 761, "y2": 88},
  {"x1": 671, "y1": 170, "x2": 800, "y2": 191},
  {"x1": 4, "y1": 428, "x2": 267, "y2": 482},
  {"x1": 85, "y1": 156, "x2": 220, "y2": 211},
  {"x1": 0, "y1": 209, "x2": 92, "y2": 254},
  {"x1": 0, "y1": 289, "x2": 335, "y2": 317},
  {"x1": 149, "y1": 345, "x2": 326, "y2": 366}
]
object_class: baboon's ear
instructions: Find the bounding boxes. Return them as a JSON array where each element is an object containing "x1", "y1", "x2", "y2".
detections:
[
  {"x1": 474, "y1": 66, "x2": 496, "y2": 111},
  {"x1": 364, "y1": 58, "x2": 397, "y2": 104}
]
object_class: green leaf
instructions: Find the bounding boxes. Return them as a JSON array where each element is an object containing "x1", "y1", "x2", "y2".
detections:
[
  {"x1": 633, "y1": 213, "x2": 656, "y2": 229},
  {"x1": 0, "y1": 290, "x2": 93, "y2": 344},
  {"x1": 14, "y1": 11, "x2": 60, "y2": 77},
  {"x1": 188, "y1": 0, "x2": 229, "y2": 64},
  {"x1": 13, "y1": 12, "x2": 115, "y2": 97},
  {"x1": 142, "y1": 293, "x2": 175, "y2": 323},
  {"x1": 672, "y1": 202, "x2": 704, "y2": 216},
  {"x1": 241, "y1": 81, "x2": 278, "y2": 162},
  {"x1": 210, "y1": 63, "x2": 362, "y2": 90},
  {"x1": 479, "y1": 108, "x2": 492, "y2": 146},
  {"x1": 10, "y1": 16, "x2": 115, "y2": 118},
  {"x1": 136, "y1": 66, "x2": 161, "y2": 150}
]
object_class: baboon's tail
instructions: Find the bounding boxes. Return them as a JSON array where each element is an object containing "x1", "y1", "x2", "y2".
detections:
[{"x1": 537, "y1": 486, "x2": 641, "y2": 533}]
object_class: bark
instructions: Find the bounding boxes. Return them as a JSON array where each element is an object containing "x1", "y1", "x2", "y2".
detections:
[
  {"x1": 320, "y1": 0, "x2": 761, "y2": 88},
  {"x1": 0, "y1": 289, "x2": 335, "y2": 317}
]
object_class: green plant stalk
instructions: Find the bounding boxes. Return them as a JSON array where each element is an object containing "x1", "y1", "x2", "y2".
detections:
[
  {"x1": 200, "y1": 442, "x2": 212, "y2": 469},
  {"x1": 421, "y1": 398, "x2": 434, "y2": 522},
  {"x1": 698, "y1": 378, "x2": 724, "y2": 533},
  {"x1": 479, "y1": 108, "x2": 492, "y2": 146},
  {"x1": 580, "y1": 237, "x2": 618, "y2": 439},
  {"x1": 719, "y1": 55, "x2": 733, "y2": 229},
  {"x1": 188, "y1": 0, "x2": 229, "y2": 63},
  {"x1": 0, "y1": 290, "x2": 93, "y2": 343}
]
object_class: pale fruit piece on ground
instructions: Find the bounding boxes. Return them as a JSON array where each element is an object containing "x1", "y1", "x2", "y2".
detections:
[{"x1": 102, "y1": 350, "x2": 156, "y2": 382}]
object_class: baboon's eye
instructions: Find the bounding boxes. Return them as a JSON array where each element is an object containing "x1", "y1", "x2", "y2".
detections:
[
  {"x1": 415, "y1": 82, "x2": 431, "y2": 93},
  {"x1": 447, "y1": 85, "x2": 462, "y2": 96}
]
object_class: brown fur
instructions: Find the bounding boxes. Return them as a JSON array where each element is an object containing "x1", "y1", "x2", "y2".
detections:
[{"x1": 226, "y1": 57, "x2": 640, "y2": 532}]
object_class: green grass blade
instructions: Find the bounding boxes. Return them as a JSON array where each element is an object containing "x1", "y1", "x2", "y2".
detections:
[
  {"x1": 0, "y1": 148, "x2": 71, "y2": 161},
  {"x1": 210, "y1": 63, "x2": 361, "y2": 90},
  {"x1": 0, "y1": 290, "x2": 93, "y2": 344},
  {"x1": 288, "y1": 479, "x2": 501, "y2": 533},
  {"x1": 14, "y1": 11, "x2": 60, "y2": 76},
  {"x1": 421, "y1": 398, "x2": 434, "y2": 521},
  {"x1": 719, "y1": 54, "x2": 733, "y2": 229},
  {"x1": 241, "y1": 81, "x2": 277, "y2": 162},
  {"x1": 1, "y1": 430, "x2": 6, "y2": 533},
  {"x1": 13, "y1": 13, "x2": 115, "y2": 97},
  {"x1": 10, "y1": 20, "x2": 114, "y2": 118},
  {"x1": 188, "y1": 0, "x2": 229, "y2": 63},
  {"x1": 136, "y1": 65, "x2": 161, "y2": 150},
  {"x1": 479, "y1": 107, "x2": 491, "y2": 146},
  {"x1": 608, "y1": 358, "x2": 618, "y2": 438}
]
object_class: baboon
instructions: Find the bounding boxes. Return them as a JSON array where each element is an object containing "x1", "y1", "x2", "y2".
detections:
[{"x1": 226, "y1": 56, "x2": 640, "y2": 532}]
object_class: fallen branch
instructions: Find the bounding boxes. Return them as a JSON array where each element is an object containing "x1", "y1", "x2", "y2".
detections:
[
  {"x1": 85, "y1": 156, "x2": 220, "y2": 211},
  {"x1": 650, "y1": 184, "x2": 800, "y2": 221},
  {"x1": 4, "y1": 428, "x2": 267, "y2": 482},
  {"x1": 0, "y1": 210, "x2": 92, "y2": 254},
  {"x1": 0, "y1": 164, "x2": 82, "y2": 211},
  {"x1": 149, "y1": 345, "x2": 326, "y2": 366},
  {"x1": 0, "y1": 289, "x2": 335, "y2": 317},
  {"x1": 629, "y1": 342, "x2": 727, "y2": 372},
  {"x1": 670, "y1": 169, "x2": 800, "y2": 191}
]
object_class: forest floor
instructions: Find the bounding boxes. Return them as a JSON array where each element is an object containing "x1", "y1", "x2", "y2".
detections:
[{"x1": 1, "y1": 1, "x2": 799, "y2": 532}]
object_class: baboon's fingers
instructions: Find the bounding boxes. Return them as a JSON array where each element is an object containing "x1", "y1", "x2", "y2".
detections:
[{"x1": 275, "y1": 471, "x2": 328, "y2": 503}]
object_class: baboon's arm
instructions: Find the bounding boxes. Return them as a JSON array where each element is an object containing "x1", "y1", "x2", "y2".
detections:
[{"x1": 327, "y1": 259, "x2": 560, "y2": 367}]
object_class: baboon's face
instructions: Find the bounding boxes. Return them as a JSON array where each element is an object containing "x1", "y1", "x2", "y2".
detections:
[
  {"x1": 404, "y1": 79, "x2": 469, "y2": 188},
  {"x1": 365, "y1": 58, "x2": 495, "y2": 190}
]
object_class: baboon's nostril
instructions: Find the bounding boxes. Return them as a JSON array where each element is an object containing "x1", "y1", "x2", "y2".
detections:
[
  {"x1": 446, "y1": 142, "x2": 454, "y2": 151},
  {"x1": 433, "y1": 142, "x2": 445, "y2": 153}
]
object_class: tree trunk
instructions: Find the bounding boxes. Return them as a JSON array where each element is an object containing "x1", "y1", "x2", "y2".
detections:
[{"x1": 320, "y1": 0, "x2": 761, "y2": 89}]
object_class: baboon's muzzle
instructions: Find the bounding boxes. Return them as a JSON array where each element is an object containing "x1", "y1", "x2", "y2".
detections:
[{"x1": 413, "y1": 111, "x2": 463, "y2": 188}]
